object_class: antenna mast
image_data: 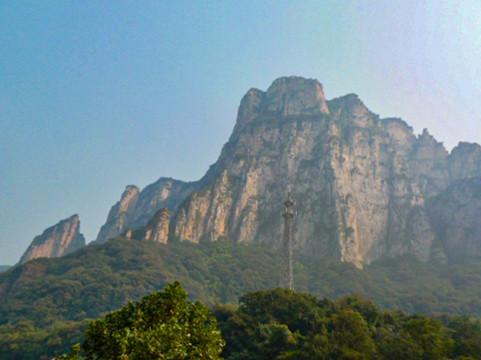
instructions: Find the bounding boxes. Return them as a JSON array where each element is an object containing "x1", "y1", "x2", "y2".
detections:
[{"x1": 281, "y1": 191, "x2": 295, "y2": 290}]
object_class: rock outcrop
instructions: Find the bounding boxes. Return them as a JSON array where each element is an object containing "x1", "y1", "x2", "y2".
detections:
[
  {"x1": 95, "y1": 179, "x2": 200, "y2": 243},
  {"x1": 449, "y1": 142, "x2": 481, "y2": 180},
  {"x1": 428, "y1": 177, "x2": 481, "y2": 262},
  {"x1": 97, "y1": 76, "x2": 481, "y2": 267},
  {"x1": 18, "y1": 214, "x2": 85, "y2": 265},
  {"x1": 96, "y1": 185, "x2": 140, "y2": 244},
  {"x1": 144, "y1": 208, "x2": 171, "y2": 244}
]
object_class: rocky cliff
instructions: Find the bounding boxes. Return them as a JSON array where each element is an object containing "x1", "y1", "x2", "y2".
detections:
[
  {"x1": 144, "y1": 208, "x2": 171, "y2": 244},
  {"x1": 18, "y1": 214, "x2": 85, "y2": 265},
  {"x1": 95, "y1": 179, "x2": 200, "y2": 243},
  {"x1": 428, "y1": 176, "x2": 481, "y2": 262},
  {"x1": 98, "y1": 76, "x2": 481, "y2": 267},
  {"x1": 170, "y1": 77, "x2": 441, "y2": 267}
]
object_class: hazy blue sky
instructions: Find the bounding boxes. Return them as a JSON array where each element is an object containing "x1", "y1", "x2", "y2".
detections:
[{"x1": 1, "y1": 1, "x2": 480, "y2": 264}]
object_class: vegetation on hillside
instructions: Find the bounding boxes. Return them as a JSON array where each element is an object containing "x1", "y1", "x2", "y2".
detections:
[
  {"x1": 50, "y1": 285, "x2": 481, "y2": 360},
  {"x1": 2, "y1": 238, "x2": 481, "y2": 358},
  {"x1": 214, "y1": 288, "x2": 481, "y2": 359}
]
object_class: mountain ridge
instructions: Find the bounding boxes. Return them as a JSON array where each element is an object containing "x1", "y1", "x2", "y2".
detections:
[
  {"x1": 92, "y1": 76, "x2": 481, "y2": 268},
  {"x1": 16, "y1": 76, "x2": 481, "y2": 269}
]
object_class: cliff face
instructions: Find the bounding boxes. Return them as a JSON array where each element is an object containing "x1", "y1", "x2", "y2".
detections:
[
  {"x1": 95, "y1": 179, "x2": 199, "y2": 243},
  {"x1": 18, "y1": 215, "x2": 85, "y2": 265},
  {"x1": 98, "y1": 76, "x2": 481, "y2": 267},
  {"x1": 144, "y1": 208, "x2": 170, "y2": 244},
  {"x1": 449, "y1": 142, "x2": 481, "y2": 180},
  {"x1": 428, "y1": 177, "x2": 481, "y2": 262},
  {"x1": 171, "y1": 77, "x2": 443, "y2": 266},
  {"x1": 96, "y1": 185, "x2": 140, "y2": 244}
]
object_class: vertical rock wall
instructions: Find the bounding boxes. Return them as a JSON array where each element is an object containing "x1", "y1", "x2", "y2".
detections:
[
  {"x1": 93, "y1": 76, "x2": 481, "y2": 267},
  {"x1": 18, "y1": 214, "x2": 85, "y2": 264},
  {"x1": 144, "y1": 208, "x2": 171, "y2": 244}
]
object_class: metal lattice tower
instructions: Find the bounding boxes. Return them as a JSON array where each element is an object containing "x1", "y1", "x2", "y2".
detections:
[{"x1": 280, "y1": 192, "x2": 295, "y2": 290}]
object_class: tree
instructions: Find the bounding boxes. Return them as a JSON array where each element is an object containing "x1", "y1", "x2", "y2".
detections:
[
  {"x1": 329, "y1": 309, "x2": 377, "y2": 359},
  {"x1": 448, "y1": 315, "x2": 481, "y2": 359},
  {"x1": 60, "y1": 281, "x2": 224, "y2": 359},
  {"x1": 379, "y1": 314, "x2": 452, "y2": 360}
]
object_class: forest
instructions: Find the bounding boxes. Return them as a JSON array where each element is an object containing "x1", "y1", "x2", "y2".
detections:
[
  {"x1": 53, "y1": 282, "x2": 481, "y2": 360},
  {"x1": 2, "y1": 238, "x2": 481, "y2": 358}
]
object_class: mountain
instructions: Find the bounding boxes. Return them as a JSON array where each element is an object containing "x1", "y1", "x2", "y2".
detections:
[
  {"x1": 17, "y1": 214, "x2": 86, "y2": 265},
  {"x1": 0, "y1": 266, "x2": 10, "y2": 273},
  {"x1": 5, "y1": 75, "x2": 481, "y2": 359},
  {"x1": 428, "y1": 176, "x2": 481, "y2": 262},
  {"x1": 96, "y1": 76, "x2": 481, "y2": 267}
]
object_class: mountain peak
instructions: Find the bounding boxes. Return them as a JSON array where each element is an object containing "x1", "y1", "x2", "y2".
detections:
[
  {"x1": 234, "y1": 76, "x2": 330, "y2": 130},
  {"x1": 263, "y1": 76, "x2": 330, "y2": 116},
  {"x1": 327, "y1": 93, "x2": 370, "y2": 118},
  {"x1": 17, "y1": 214, "x2": 85, "y2": 265},
  {"x1": 266, "y1": 76, "x2": 322, "y2": 93},
  {"x1": 236, "y1": 88, "x2": 265, "y2": 127}
]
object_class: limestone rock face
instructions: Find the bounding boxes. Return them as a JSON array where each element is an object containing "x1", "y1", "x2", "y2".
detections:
[
  {"x1": 449, "y1": 142, "x2": 481, "y2": 180},
  {"x1": 97, "y1": 76, "x2": 481, "y2": 267},
  {"x1": 174, "y1": 170, "x2": 233, "y2": 243},
  {"x1": 95, "y1": 179, "x2": 200, "y2": 243},
  {"x1": 18, "y1": 215, "x2": 85, "y2": 265},
  {"x1": 381, "y1": 118, "x2": 416, "y2": 154},
  {"x1": 96, "y1": 185, "x2": 140, "y2": 244},
  {"x1": 144, "y1": 208, "x2": 171, "y2": 244},
  {"x1": 262, "y1": 76, "x2": 330, "y2": 117},
  {"x1": 172, "y1": 77, "x2": 439, "y2": 266},
  {"x1": 408, "y1": 129, "x2": 450, "y2": 197},
  {"x1": 427, "y1": 177, "x2": 481, "y2": 261}
]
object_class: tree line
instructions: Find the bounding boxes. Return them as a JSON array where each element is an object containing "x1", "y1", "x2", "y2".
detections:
[{"x1": 56, "y1": 282, "x2": 481, "y2": 360}]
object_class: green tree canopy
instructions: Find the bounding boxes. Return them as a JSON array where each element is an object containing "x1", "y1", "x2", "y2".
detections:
[{"x1": 61, "y1": 281, "x2": 224, "y2": 360}]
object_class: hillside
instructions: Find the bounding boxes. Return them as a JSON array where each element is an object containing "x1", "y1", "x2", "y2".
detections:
[
  {"x1": 2, "y1": 238, "x2": 481, "y2": 358},
  {"x1": 49, "y1": 286, "x2": 481, "y2": 360},
  {"x1": 214, "y1": 288, "x2": 481, "y2": 360},
  {"x1": 4, "y1": 238, "x2": 481, "y2": 327}
]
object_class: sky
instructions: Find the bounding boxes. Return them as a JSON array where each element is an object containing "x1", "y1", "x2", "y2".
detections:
[{"x1": 1, "y1": 1, "x2": 481, "y2": 265}]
